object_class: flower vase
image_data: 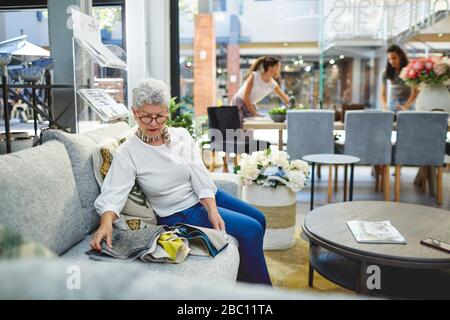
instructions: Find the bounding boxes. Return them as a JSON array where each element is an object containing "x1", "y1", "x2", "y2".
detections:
[
  {"x1": 415, "y1": 84, "x2": 450, "y2": 112},
  {"x1": 242, "y1": 184, "x2": 297, "y2": 250}
]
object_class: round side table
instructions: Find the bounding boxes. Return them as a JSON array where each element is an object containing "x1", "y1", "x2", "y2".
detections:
[{"x1": 303, "y1": 154, "x2": 360, "y2": 210}]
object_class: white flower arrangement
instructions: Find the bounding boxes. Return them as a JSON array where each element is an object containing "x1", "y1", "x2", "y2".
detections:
[{"x1": 235, "y1": 149, "x2": 309, "y2": 192}]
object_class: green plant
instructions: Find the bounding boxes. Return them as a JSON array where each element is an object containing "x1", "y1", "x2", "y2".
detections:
[
  {"x1": 167, "y1": 97, "x2": 194, "y2": 136},
  {"x1": 268, "y1": 107, "x2": 287, "y2": 115},
  {"x1": 291, "y1": 104, "x2": 309, "y2": 110}
]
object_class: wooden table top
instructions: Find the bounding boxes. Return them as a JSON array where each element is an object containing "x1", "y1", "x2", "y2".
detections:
[
  {"x1": 243, "y1": 117, "x2": 450, "y2": 131},
  {"x1": 303, "y1": 153, "x2": 360, "y2": 165},
  {"x1": 303, "y1": 201, "x2": 450, "y2": 268}
]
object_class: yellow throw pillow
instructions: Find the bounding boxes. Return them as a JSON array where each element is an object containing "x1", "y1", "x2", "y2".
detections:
[{"x1": 93, "y1": 129, "x2": 157, "y2": 229}]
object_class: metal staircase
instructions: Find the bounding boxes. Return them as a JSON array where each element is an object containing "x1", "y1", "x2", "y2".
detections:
[{"x1": 321, "y1": 0, "x2": 450, "y2": 57}]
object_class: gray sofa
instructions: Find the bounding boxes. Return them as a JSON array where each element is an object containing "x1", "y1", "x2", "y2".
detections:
[
  {"x1": 0, "y1": 122, "x2": 240, "y2": 281},
  {"x1": 0, "y1": 122, "x2": 357, "y2": 299}
]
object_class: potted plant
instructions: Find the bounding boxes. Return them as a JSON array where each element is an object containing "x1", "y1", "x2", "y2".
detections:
[
  {"x1": 268, "y1": 107, "x2": 287, "y2": 123},
  {"x1": 234, "y1": 148, "x2": 309, "y2": 250},
  {"x1": 167, "y1": 97, "x2": 195, "y2": 136},
  {"x1": 400, "y1": 56, "x2": 450, "y2": 112}
]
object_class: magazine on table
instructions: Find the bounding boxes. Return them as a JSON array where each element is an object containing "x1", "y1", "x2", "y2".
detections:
[
  {"x1": 346, "y1": 220, "x2": 407, "y2": 244},
  {"x1": 78, "y1": 89, "x2": 129, "y2": 122}
]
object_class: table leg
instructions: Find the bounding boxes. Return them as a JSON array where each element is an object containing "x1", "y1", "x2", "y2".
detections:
[
  {"x1": 358, "y1": 261, "x2": 369, "y2": 295},
  {"x1": 308, "y1": 242, "x2": 314, "y2": 287},
  {"x1": 278, "y1": 129, "x2": 283, "y2": 151},
  {"x1": 350, "y1": 163, "x2": 355, "y2": 201},
  {"x1": 310, "y1": 162, "x2": 315, "y2": 211},
  {"x1": 308, "y1": 260, "x2": 314, "y2": 288},
  {"x1": 32, "y1": 86, "x2": 38, "y2": 138},
  {"x1": 2, "y1": 73, "x2": 12, "y2": 154},
  {"x1": 343, "y1": 164, "x2": 348, "y2": 201}
]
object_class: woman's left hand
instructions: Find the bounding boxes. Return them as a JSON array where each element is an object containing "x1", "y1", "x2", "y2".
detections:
[
  {"x1": 397, "y1": 104, "x2": 408, "y2": 111},
  {"x1": 208, "y1": 210, "x2": 226, "y2": 231}
]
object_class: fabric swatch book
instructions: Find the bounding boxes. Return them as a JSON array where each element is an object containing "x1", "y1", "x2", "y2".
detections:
[
  {"x1": 86, "y1": 223, "x2": 229, "y2": 263},
  {"x1": 346, "y1": 220, "x2": 407, "y2": 244}
]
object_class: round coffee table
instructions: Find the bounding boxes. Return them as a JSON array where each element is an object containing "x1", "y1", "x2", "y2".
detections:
[
  {"x1": 302, "y1": 201, "x2": 450, "y2": 298},
  {"x1": 302, "y1": 154, "x2": 360, "y2": 210}
]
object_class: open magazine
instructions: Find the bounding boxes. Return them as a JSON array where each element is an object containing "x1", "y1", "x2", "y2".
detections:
[
  {"x1": 71, "y1": 9, "x2": 127, "y2": 69},
  {"x1": 86, "y1": 223, "x2": 230, "y2": 263},
  {"x1": 78, "y1": 89, "x2": 129, "y2": 122},
  {"x1": 346, "y1": 220, "x2": 407, "y2": 244}
]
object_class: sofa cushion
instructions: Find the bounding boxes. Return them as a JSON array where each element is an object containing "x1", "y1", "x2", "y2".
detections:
[
  {"x1": 210, "y1": 172, "x2": 242, "y2": 199},
  {"x1": 42, "y1": 122, "x2": 131, "y2": 233},
  {"x1": 63, "y1": 234, "x2": 240, "y2": 283},
  {"x1": 0, "y1": 141, "x2": 85, "y2": 255},
  {"x1": 92, "y1": 131, "x2": 157, "y2": 229},
  {"x1": 0, "y1": 259, "x2": 362, "y2": 299}
]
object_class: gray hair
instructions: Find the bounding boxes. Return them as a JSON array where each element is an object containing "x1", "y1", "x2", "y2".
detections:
[{"x1": 132, "y1": 78, "x2": 171, "y2": 110}]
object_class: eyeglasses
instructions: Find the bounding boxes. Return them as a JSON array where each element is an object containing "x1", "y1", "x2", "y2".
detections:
[{"x1": 138, "y1": 114, "x2": 167, "y2": 125}]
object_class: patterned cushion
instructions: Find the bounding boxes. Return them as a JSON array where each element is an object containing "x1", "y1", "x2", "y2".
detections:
[
  {"x1": 92, "y1": 128, "x2": 157, "y2": 230},
  {"x1": 0, "y1": 224, "x2": 56, "y2": 259}
]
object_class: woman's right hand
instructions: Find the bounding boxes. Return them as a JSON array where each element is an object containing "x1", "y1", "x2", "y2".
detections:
[{"x1": 90, "y1": 212, "x2": 116, "y2": 251}]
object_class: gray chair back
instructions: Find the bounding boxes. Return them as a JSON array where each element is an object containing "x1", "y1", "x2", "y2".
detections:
[
  {"x1": 394, "y1": 111, "x2": 448, "y2": 166},
  {"x1": 287, "y1": 110, "x2": 335, "y2": 159},
  {"x1": 344, "y1": 111, "x2": 394, "y2": 165}
]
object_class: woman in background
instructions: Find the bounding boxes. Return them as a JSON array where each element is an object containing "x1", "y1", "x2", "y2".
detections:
[
  {"x1": 381, "y1": 45, "x2": 418, "y2": 112},
  {"x1": 231, "y1": 57, "x2": 290, "y2": 127}
]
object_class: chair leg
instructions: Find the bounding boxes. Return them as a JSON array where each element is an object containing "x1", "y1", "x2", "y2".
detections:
[
  {"x1": 428, "y1": 166, "x2": 437, "y2": 197},
  {"x1": 380, "y1": 165, "x2": 385, "y2": 193},
  {"x1": 384, "y1": 165, "x2": 390, "y2": 201},
  {"x1": 437, "y1": 166, "x2": 443, "y2": 205},
  {"x1": 374, "y1": 165, "x2": 380, "y2": 192},
  {"x1": 234, "y1": 154, "x2": 240, "y2": 168},
  {"x1": 334, "y1": 164, "x2": 339, "y2": 192},
  {"x1": 209, "y1": 150, "x2": 216, "y2": 172},
  {"x1": 395, "y1": 166, "x2": 401, "y2": 202},
  {"x1": 317, "y1": 164, "x2": 321, "y2": 179},
  {"x1": 222, "y1": 155, "x2": 229, "y2": 173},
  {"x1": 327, "y1": 165, "x2": 333, "y2": 203},
  {"x1": 421, "y1": 166, "x2": 428, "y2": 193}
]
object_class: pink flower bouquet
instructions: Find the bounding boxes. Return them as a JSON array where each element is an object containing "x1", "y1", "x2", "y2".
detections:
[{"x1": 400, "y1": 56, "x2": 450, "y2": 87}]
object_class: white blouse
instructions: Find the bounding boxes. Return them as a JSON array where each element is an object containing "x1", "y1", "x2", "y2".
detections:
[
  {"x1": 94, "y1": 127, "x2": 217, "y2": 218},
  {"x1": 237, "y1": 71, "x2": 277, "y2": 104}
]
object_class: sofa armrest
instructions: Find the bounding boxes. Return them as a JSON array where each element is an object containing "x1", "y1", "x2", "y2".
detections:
[{"x1": 211, "y1": 172, "x2": 242, "y2": 199}]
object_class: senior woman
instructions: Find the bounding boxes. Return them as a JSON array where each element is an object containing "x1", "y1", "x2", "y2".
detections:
[{"x1": 90, "y1": 78, "x2": 272, "y2": 286}]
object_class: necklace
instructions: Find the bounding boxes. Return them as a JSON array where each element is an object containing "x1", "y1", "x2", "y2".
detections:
[{"x1": 135, "y1": 128, "x2": 161, "y2": 144}]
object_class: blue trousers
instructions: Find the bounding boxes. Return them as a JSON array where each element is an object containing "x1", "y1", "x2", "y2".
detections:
[{"x1": 157, "y1": 189, "x2": 272, "y2": 286}]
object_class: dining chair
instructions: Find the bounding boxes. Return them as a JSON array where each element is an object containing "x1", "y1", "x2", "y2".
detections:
[
  {"x1": 393, "y1": 111, "x2": 448, "y2": 205},
  {"x1": 341, "y1": 104, "x2": 365, "y2": 123},
  {"x1": 342, "y1": 110, "x2": 395, "y2": 201},
  {"x1": 207, "y1": 106, "x2": 270, "y2": 172},
  {"x1": 287, "y1": 110, "x2": 335, "y2": 202}
]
